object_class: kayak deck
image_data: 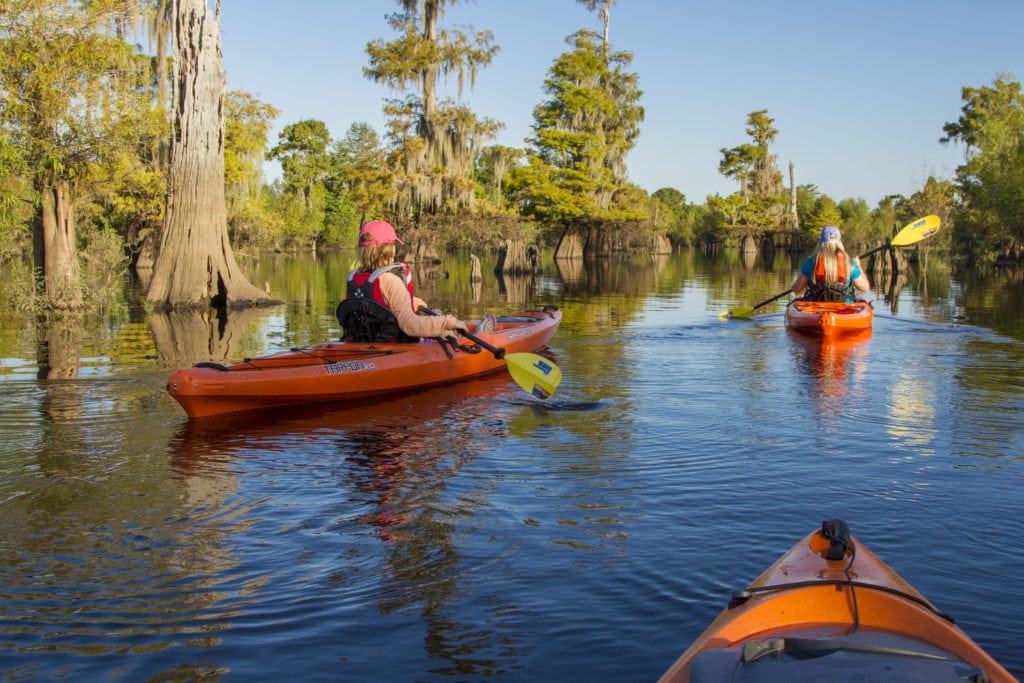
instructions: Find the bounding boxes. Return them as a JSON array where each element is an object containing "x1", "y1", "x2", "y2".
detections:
[
  {"x1": 167, "y1": 308, "x2": 561, "y2": 418},
  {"x1": 786, "y1": 298, "x2": 873, "y2": 335},
  {"x1": 659, "y1": 522, "x2": 1015, "y2": 682}
]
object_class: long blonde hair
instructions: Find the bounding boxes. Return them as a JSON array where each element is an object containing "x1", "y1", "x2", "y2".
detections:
[
  {"x1": 357, "y1": 240, "x2": 396, "y2": 272},
  {"x1": 811, "y1": 239, "x2": 849, "y2": 284}
]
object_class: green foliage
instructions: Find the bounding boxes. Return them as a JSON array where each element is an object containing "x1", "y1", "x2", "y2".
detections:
[
  {"x1": 0, "y1": 0, "x2": 154, "y2": 188},
  {"x1": 332, "y1": 122, "x2": 392, "y2": 225},
  {"x1": 96, "y1": 159, "x2": 165, "y2": 259},
  {"x1": 717, "y1": 110, "x2": 787, "y2": 232},
  {"x1": 0, "y1": 256, "x2": 36, "y2": 311},
  {"x1": 267, "y1": 119, "x2": 332, "y2": 203},
  {"x1": 226, "y1": 91, "x2": 280, "y2": 187},
  {"x1": 695, "y1": 200, "x2": 729, "y2": 245},
  {"x1": 0, "y1": 0, "x2": 164, "y2": 307},
  {"x1": 520, "y1": 29, "x2": 646, "y2": 237},
  {"x1": 79, "y1": 224, "x2": 129, "y2": 313},
  {"x1": 365, "y1": 1, "x2": 501, "y2": 219},
  {"x1": 803, "y1": 194, "x2": 842, "y2": 243},
  {"x1": 942, "y1": 73, "x2": 1024, "y2": 264},
  {"x1": 224, "y1": 91, "x2": 280, "y2": 248},
  {"x1": 0, "y1": 130, "x2": 32, "y2": 258},
  {"x1": 651, "y1": 187, "x2": 701, "y2": 246},
  {"x1": 475, "y1": 144, "x2": 524, "y2": 212}
]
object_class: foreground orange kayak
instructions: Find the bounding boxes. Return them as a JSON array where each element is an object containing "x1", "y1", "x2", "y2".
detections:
[
  {"x1": 167, "y1": 307, "x2": 561, "y2": 419},
  {"x1": 785, "y1": 298, "x2": 874, "y2": 335},
  {"x1": 659, "y1": 521, "x2": 1016, "y2": 682}
]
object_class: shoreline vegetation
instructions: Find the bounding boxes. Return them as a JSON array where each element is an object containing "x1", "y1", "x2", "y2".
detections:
[{"x1": 1, "y1": 2, "x2": 1021, "y2": 317}]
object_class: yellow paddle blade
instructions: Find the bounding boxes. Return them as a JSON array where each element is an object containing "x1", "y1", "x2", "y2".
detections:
[
  {"x1": 719, "y1": 307, "x2": 754, "y2": 320},
  {"x1": 505, "y1": 352, "x2": 561, "y2": 401},
  {"x1": 891, "y1": 215, "x2": 941, "y2": 247}
]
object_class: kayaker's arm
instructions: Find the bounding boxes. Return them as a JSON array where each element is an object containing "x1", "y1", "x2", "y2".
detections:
[
  {"x1": 850, "y1": 257, "x2": 870, "y2": 292},
  {"x1": 790, "y1": 256, "x2": 812, "y2": 295},
  {"x1": 378, "y1": 273, "x2": 467, "y2": 338},
  {"x1": 790, "y1": 272, "x2": 809, "y2": 295}
]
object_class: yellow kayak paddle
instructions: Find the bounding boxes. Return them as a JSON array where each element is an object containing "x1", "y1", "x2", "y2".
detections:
[{"x1": 420, "y1": 307, "x2": 562, "y2": 400}]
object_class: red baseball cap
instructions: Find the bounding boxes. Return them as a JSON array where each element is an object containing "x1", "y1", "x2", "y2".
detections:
[{"x1": 359, "y1": 220, "x2": 404, "y2": 245}]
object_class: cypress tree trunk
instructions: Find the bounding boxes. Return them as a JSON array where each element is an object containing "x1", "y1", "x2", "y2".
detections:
[
  {"x1": 146, "y1": 0, "x2": 277, "y2": 311},
  {"x1": 554, "y1": 230, "x2": 584, "y2": 260},
  {"x1": 788, "y1": 160, "x2": 801, "y2": 253},
  {"x1": 495, "y1": 240, "x2": 540, "y2": 275},
  {"x1": 35, "y1": 177, "x2": 82, "y2": 310}
]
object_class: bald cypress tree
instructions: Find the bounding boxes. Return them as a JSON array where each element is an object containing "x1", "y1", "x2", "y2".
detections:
[
  {"x1": 0, "y1": 0, "x2": 152, "y2": 310},
  {"x1": 364, "y1": 0, "x2": 501, "y2": 226},
  {"x1": 146, "y1": 0, "x2": 276, "y2": 310},
  {"x1": 516, "y1": 29, "x2": 645, "y2": 257}
]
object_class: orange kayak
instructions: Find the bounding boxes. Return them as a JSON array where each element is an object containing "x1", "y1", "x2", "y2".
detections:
[
  {"x1": 167, "y1": 308, "x2": 561, "y2": 419},
  {"x1": 785, "y1": 299, "x2": 873, "y2": 335},
  {"x1": 659, "y1": 521, "x2": 1016, "y2": 682}
]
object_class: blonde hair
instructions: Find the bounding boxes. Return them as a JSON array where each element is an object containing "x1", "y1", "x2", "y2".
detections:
[
  {"x1": 812, "y1": 239, "x2": 849, "y2": 285},
  {"x1": 357, "y1": 240, "x2": 396, "y2": 272}
]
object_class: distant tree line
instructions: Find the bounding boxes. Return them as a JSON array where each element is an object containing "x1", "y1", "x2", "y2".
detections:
[{"x1": 1, "y1": 0, "x2": 1021, "y2": 312}]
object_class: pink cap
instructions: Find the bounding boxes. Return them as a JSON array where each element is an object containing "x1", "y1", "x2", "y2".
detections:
[{"x1": 359, "y1": 220, "x2": 404, "y2": 245}]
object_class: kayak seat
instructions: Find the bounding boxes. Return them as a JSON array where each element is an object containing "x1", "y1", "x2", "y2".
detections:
[
  {"x1": 804, "y1": 282, "x2": 853, "y2": 302},
  {"x1": 336, "y1": 298, "x2": 418, "y2": 344},
  {"x1": 690, "y1": 638, "x2": 988, "y2": 682}
]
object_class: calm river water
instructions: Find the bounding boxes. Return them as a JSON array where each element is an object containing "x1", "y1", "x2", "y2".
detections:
[{"x1": 0, "y1": 249, "x2": 1022, "y2": 681}]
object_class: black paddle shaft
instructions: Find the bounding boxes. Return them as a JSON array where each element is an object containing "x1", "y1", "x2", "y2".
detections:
[
  {"x1": 417, "y1": 307, "x2": 506, "y2": 359},
  {"x1": 751, "y1": 289, "x2": 792, "y2": 311}
]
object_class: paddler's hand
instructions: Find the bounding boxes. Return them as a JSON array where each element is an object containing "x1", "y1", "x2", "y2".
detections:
[{"x1": 448, "y1": 318, "x2": 468, "y2": 333}]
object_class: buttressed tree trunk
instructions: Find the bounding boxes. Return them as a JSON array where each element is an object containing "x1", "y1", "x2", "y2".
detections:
[
  {"x1": 36, "y1": 177, "x2": 83, "y2": 310},
  {"x1": 147, "y1": 0, "x2": 277, "y2": 311}
]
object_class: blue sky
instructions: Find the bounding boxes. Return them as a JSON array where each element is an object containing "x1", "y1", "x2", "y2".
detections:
[{"x1": 219, "y1": 1, "x2": 1024, "y2": 206}]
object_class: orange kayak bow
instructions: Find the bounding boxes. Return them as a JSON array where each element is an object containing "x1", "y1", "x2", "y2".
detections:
[{"x1": 659, "y1": 520, "x2": 1015, "y2": 682}]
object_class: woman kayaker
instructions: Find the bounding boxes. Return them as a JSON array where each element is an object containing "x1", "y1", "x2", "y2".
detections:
[
  {"x1": 790, "y1": 226, "x2": 870, "y2": 302},
  {"x1": 341, "y1": 220, "x2": 469, "y2": 342}
]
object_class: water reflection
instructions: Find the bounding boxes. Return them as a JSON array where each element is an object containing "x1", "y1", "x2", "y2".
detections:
[
  {"x1": 150, "y1": 307, "x2": 272, "y2": 367},
  {"x1": 496, "y1": 272, "x2": 539, "y2": 305},
  {"x1": 787, "y1": 329, "x2": 871, "y2": 419},
  {"x1": 554, "y1": 256, "x2": 583, "y2": 285},
  {"x1": 887, "y1": 369, "x2": 938, "y2": 451},
  {"x1": 36, "y1": 315, "x2": 83, "y2": 379},
  {"x1": 2, "y1": 252, "x2": 1024, "y2": 679},
  {"x1": 172, "y1": 379, "x2": 535, "y2": 678}
]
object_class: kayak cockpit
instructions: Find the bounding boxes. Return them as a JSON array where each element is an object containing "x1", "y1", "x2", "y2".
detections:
[{"x1": 690, "y1": 630, "x2": 991, "y2": 682}]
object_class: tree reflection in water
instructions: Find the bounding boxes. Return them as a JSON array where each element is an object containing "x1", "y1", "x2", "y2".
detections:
[{"x1": 171, "y1": 378, "x2": 537, "y2": 678}]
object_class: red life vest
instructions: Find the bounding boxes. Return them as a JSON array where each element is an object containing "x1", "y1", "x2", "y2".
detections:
[
  {"x1": 347, "y1": 262, "x2": 415, "y2": 309},
  {"x1": 338, "y1": 263, "x2": 418, "y2": 343},
  {"x1": 813, "y1": 251, "x2": 848, "y2": 285}
]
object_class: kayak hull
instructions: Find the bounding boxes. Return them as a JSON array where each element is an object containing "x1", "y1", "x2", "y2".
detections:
[
  {"x1": 659, "y1": 526, "x2": 1015, "y2": 682},
  {"x1": 167, "y1": 308, "x2": 561, "y2": 418},
  {"x1": 785, "y1": 299, "x2": 873, "y2": 335}
]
